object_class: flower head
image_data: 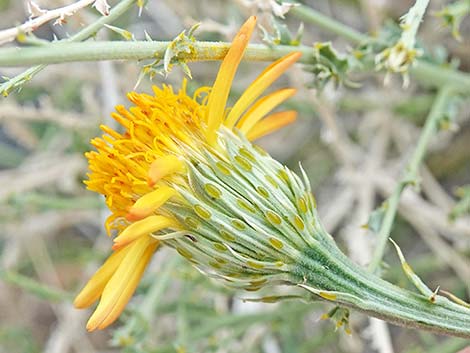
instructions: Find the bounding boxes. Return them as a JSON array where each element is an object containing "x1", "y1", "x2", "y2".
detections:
[
  {"x1": 74, "y1": 16, "x2": 303, "y2": 331},
  {"x1": 74, "y1": 17, "x2": 470, "y2": 340}
]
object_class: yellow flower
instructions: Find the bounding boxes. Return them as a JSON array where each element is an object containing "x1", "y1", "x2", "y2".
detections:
[{"x1": 74, "y1": 16, "x2": 301, "y2": 331}]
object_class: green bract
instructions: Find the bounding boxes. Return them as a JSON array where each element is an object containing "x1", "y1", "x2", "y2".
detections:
[{"x1": 159, "y1": 129, "x2": 470, "y2": 338}]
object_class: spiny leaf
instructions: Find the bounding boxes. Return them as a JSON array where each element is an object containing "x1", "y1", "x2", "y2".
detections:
[
  {"x1": 270, "y1": 1, "x2": 299, "y2": 18},
  {"x1": 440, "y1": 289, "x2": 470, "y2": 309},
  {"x1": 93, "y1": 0, "x2": 110, "y2": 16},
  {"x1": 390, "y1": 239, "x2": 435, "y2": 301},
  {"x1": 241, "y1": 295, "x2": 306, "y2": 303},
  {"x1": 104, "y1": 24, "x2": 135, "y2": 41},
  {"x1": 435, "y1": 0, "x2": 470, "y2": 41},
  {"x1": 27, "y1": 0, "x2": 46, "y2": 18},
  {"x1": 137, "y1": 0, "x2": 145, "y2": 16},
  {"x1": 320, "y1": 306, "x2": 352, "y2": 334},
  {"x1": 163, "y1": 23, "x2": 199, "y2": 76},
  {"x1": 261, "y1": 19, "x2": 303, "y2": 46},
  {"x1": 134, "y1": 24, "x2": 199, "y2": 88},
  {"x1": 304, "y1": 42, "x2": 358, "y2": 90}
]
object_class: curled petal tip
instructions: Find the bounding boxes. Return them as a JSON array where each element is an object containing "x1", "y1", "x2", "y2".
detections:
[
  {"x1": 125, "y1": 210, "x2": 148, "y2": 222},
  {"x1": 111, "y1": 243, "x2": 122, "y2": 251}
]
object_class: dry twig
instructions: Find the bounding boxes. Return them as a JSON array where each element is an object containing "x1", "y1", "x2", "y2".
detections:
[{"x1": 0, "y1": 0, "x2": 108, "y2": 45}]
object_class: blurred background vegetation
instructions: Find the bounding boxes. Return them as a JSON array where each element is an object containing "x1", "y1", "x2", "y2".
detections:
[{"x1": 0, "y1": 0, "x2": 469, "y2": 352}]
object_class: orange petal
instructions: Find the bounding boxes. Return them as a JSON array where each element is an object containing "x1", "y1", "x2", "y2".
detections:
[
  {"x1": 73, "y1": 246, "x2": 130, "y2": 309},
  {"x1": 126, "y1": 186, "x2": 177, "y2": 222},
  {"x1": 147, "y1": 155, "x2": 184, "y2": 187},
  {"x1": 246, "y1": 111, "x2": 297, "y2": 140},
  {"x1": 224, "y1": 52, "x2": 301, "y2": 129},
  {"x1": 237, "y1": 88, "x2": 296, "y2": 134},
  {"x1": 113, "y1": 215, "x2": 177, "y2": 250},
  {"x1": 86, "y1": 236, "x2": 158, "y2": 331},
  {"x1": 206, "y1": 16, "x2": 256, "y2": 144}
]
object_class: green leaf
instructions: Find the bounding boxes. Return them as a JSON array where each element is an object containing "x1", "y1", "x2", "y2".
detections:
[
  {"x1": 304, "y1": 42, "x2": 357, "y2": 90},
  {"x1": 435, "y1": 0, "x2": 470, "y2": 41},
  {"x1": 261, "y1": 19, "x2": 304, "y2": 46},
  {"x1": 365, "y1": 202, "x2": 387, "y2": 234}
]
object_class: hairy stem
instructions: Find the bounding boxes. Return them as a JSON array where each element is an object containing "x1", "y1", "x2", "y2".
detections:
[
  {"x1": 294, "y1": 240, "x2": 470, "y2": 338},
  {"x1": 2, "y1": 41, "x2": 470, "y2": 94},
  {"x1": 0, "y1": 41, "x2": 306, "y2": 65}
]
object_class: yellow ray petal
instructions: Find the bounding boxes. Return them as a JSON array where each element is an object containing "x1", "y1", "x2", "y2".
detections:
[
  {"x1": 126, "y1": 186, "x2": 177, "y2": 222},
  {"x1": 86, "y1": 236, "x2": 158, "y2": 331},
  {"x1": 96, "y1": 242, "x2": 158, "y2": 330},
  {"x1": 73, "y1": 246, "x2": 129, "y2": 309},
  {"x1": 237, "y1": 88, "x2": 296, "y2": 134},
  {"x1": 113, "y1": 215, "x2": 176, "y2": 250},
  {"x1": 206, "y1": 16, "x2": 256, "y2": 144},
  {"x1": 246, "y1": 111, "x2": 297, "y2": 140},
  {"x1": 147, "y1": 155, "x2": 184, "y2": 187},
  {"x1": 224, "y1": 52, "x2": 301, "y2": 129}
]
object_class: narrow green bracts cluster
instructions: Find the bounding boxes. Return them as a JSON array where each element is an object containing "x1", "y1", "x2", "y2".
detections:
[
  {"x1": 160, "y1": 129, "x2": 470, "y2": 338},
  {"x1": 163, "y1": 128, "x2": 320, "y2": 289}
]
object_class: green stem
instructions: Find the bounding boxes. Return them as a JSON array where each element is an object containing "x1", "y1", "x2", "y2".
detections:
[
  {"x1": 400, "y1": 0, "x2": 430, "y2": 49},
  {"x1": 368, "y1": 85, "x2": 454, "y2": 273},
  {"x1": 412, "y1": 60, "x2": 470, "y2": 91},
  {"x1": 289, "y1": 3, "x2": 470, "y2": 335},
  {"x1": 288, "y1": 4, "x2": 470, "y2": 93},
  {"x1": 149, "y1": 304, "x2": 311, "y2": 353},
  {"x1": 0, "y1": 41, "x2": 311, "y2": 66},
  {"x1": 2, "y1": 2, "x2": 470, "y2": 94},
  {"x1": 0, "y1": 270, "x2": 72, "y2": 302},
  {"x1": 295, "y1": 242, "x2": 470, "y2": 338},
  {"x1": 289, "y1": 5, "x2": 368, "y2": 44},
  {"x1": 68, "y1": 0, "x2": 138, "y2": 42},
  {"x1": 2, "y1": 40, "x2": 470, "y2": 94}
]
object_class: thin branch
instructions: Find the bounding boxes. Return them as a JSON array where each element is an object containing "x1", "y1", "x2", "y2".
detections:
[
  {"x1": 0, "y1": 0, "x2": 137, "y2": 96},
  {"x1": 1, "y1": 2, "x2": 470, "y2": 95},
  {"x1": 288, "y1": 4, "x2": 470, "y2": 93},
  {"x1": 0, "y1": 0, "x2": 96, "y2": 45},
  {"x1": 364, "y1": 168, "x2": 470, "y2": 239},
  {"x1": 0, "y1": 41, "x2": 307, "y2": 65},
  {"x1": 288, "y1": 4, "x2": 368, "y2": 44},
  {"x1": 344, "y1": 117, "x2": 395, "y2": 353},
  {"x1": 368, "y1": 85, "x2": 455, "y2": 272},
  {"x1": 1, "y1": 40, "x2": 470, "y2": 94}
]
